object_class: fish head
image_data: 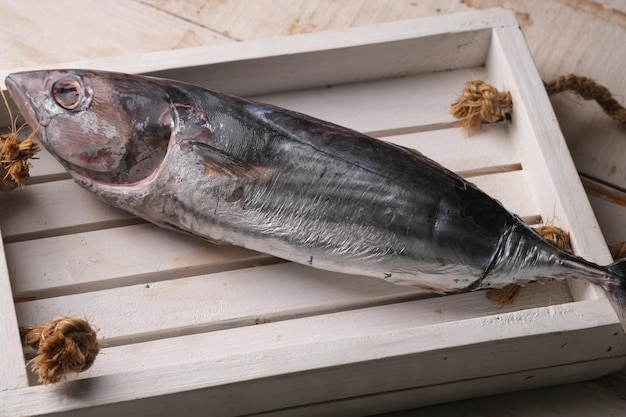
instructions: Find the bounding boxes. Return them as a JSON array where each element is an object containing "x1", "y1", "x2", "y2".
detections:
[{"x1": 5, "y1": 69, "x2": 176, "y2": 186}]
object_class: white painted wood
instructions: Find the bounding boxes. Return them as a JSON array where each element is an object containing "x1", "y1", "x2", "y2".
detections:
[
  {"x1": 384, "y1": 124, "x2": 518, "y2": 175},
  {"x1": 554, "y1": 94, "x2": 626, "y2": 191},
  {"x1": 0, "y1": 180, "x2": 138, "y2": 242},
  {"x1": 1, "y1": 298, "x2": 621, "y2": 416},
  {"x1": 249, "y1": 67, "x2": 488, "y2": 133},
  {"x1": 15, "y1": 263, "x2": 572, "y2": 347},
  {"x1": 0, "y1": 9, "x2": 503, "y2": 97},
  {"x1": 590, "y1": 197, "x2": 626, "y2": 249},
  {"x1": 140, "y1": 0, "x2": 473, "y2": 41},
  {"x1": 301, "y1": 358, "x2": 626, "y2": 417},
  {"x1": 485, "y1": 25, "x2": 612, "y2": 302},
  {"x1": 0, "y1": 9, "x2": 624, "y2": 417},
  {"x1": 0, "y1": 0, "x2": 232, "y2": 69},
  {"x1": 0, "y1": 227, "x2": 29, "y2": 391},
  {"x1": 7, "y1": 224, "x2": 273, "y2": 299}
]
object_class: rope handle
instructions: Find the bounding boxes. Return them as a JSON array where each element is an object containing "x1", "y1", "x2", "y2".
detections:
[
  {"x1": 20, "y1": 317, "x2": 100, "y2": 385},
  {"x1": 450, "y1": 74, "x2": 626, "y2": 136}
]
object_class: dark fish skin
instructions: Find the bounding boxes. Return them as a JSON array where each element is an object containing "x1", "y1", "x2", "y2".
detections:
[{"x1": 5, "y1": 69, "x2": 626, "y2": 319}]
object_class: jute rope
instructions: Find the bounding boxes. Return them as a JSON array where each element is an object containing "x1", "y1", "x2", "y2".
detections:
[
  {"x1": 0, "y1": 133, "x2": 40, "y2": 191},
  {"x1": 450, "y1": 74, "x2": 626, "y2": 135},
  {"x1": 20, "y1": 317, "x2": 100, "y2": 385},
  {"x1": 545, "y1": 74, "x2": 626, "y2": 124},
  {"x1": 0, "y1": 90, "x2": 40, "y2": 191},
  {"x1": 449, "y1": 80, "x2": 513, "y2": 136}
]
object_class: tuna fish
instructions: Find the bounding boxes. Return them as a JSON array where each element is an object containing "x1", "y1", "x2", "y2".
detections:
[{"x1": 5, "y1": 69, "x2": 626, "y2": 324}]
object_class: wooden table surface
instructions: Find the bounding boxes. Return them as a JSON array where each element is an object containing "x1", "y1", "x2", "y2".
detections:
[{"x1": 1, "y1": 1, "x2": 625, "y2": 415}]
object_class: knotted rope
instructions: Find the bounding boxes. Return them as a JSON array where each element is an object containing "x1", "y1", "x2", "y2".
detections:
[
  {"x1": 0, "y1": 90, "x2": 40, "y2": 191},
  {"x1": 0, "y1": 133, "x2": 40, "y2": 191},
  {"x1": 449, "y1": 80, "x2": 513, "y2": 136},
  {"x1": 20, "y1": 316, "x2": 100, "y2": 385},
  {"x1": 451, "y1": 74, "x2": 626, "y2": 135}
]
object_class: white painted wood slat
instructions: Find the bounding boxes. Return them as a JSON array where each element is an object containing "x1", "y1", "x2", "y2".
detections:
[
  {"x1": 2, "y1": 298, "x2": 622, "y2": 417},
  {"x1": 7, "y1": 224, "x2": 275, "y2": 299},
  {"x1": 0, "y1": 228, "x2": 29, "y2": 390},
  {"x1": 0, "y1": 180, "x2": 139, "y2": 243},
  {"x1": 14, "y1": 263, "x2": 573, "y2": 347}
]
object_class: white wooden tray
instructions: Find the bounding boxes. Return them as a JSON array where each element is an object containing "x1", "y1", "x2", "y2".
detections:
[{"x1": 1, "y1": 8, "x2": 624, "y2": 417}]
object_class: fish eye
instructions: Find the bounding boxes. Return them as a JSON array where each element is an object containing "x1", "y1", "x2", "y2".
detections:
[{"x1": 52, "y1": 76, "x2": 86, "y2": 110}]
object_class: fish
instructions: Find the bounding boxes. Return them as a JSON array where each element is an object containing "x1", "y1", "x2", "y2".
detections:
[{"x1": 5, "y1": 69, "x2": 626, "y2": 324}]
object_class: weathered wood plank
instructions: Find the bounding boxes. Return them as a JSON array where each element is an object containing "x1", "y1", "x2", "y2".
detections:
[
  {"x1": 249, "y1": 68, "x2": 488, "y2": 133},
  {"x1": 0, "y1": 228, "x2": 28, "y2": 390},
  {"x1": 0, "y1": 0, "x2": 233, "y2": 69},
  {"x1": 7, "y1": 224, "x2": 275, "y2": 299},
  {"x1": 385, "y1": 362, "x2": 626, "y2": 417},
  {"x1": 15, "y1": 262, "x2": 572, "y2": 346},
  {"x1": 2, "y1": 298, "x2": 622, "y2": 417},
  {"x1": 0, "y1": 180, "x2": 139, "y2": 243},
  {"x1": 139, "y1": 0, "x2": 473, "y2": 40}
]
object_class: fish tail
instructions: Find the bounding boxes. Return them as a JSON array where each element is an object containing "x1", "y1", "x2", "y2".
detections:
[{"x1": 603, "y1": 260, "x2": 626, "y2": 331}]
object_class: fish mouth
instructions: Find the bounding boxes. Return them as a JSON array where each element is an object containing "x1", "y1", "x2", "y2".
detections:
[{"x1": 5, "y1": 74, "x2": 43, "y2": 132}]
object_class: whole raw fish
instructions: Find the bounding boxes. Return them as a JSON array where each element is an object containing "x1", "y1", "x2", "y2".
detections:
[{"x1": 5, "y1": 70, "x2": 626, "y2": 322}]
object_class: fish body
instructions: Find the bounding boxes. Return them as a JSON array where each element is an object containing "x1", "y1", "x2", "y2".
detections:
[{"x1": 6, "y1": 70, "x2": 626, "y2": 314}]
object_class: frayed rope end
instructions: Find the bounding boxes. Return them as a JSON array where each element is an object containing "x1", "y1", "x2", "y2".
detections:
[
  {"x1": 20, "y1": 316, "x2": 100, "y2": 385},
  {"x1": 450, "y1": 80, "x2": 513, "y2": 136}
]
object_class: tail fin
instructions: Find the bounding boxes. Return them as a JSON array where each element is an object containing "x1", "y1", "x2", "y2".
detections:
[{"x1": 604, "y1": 260, "x2": 626, "y2": 332}]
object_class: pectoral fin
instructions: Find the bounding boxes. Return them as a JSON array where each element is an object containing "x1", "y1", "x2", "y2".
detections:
[{"x1": 183, "y1": 140, "x2": 260, "y2": 180}]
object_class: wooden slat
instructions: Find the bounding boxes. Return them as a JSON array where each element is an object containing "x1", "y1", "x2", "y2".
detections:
[
  {"x1": 0, "y1": 0, "x2": 232, "y2": 69},
  {"x1": 0, "y1": 228, "x2": 28, "y2": 390},
  {"x1": 383, "y1": 123, "x2": 518, "y2": 174},
  {"x1": 250, "y1": 68, "x2": 488, "y2": 133},
  {"x1": 0, "y1": 180, "x2": 139, "y2": 242},
  {"x1": 3, "y1": 298, "x2": 621, "y2": 417},
  {"x1": 486, "y1": 25, "x2": 613, "y2": 304},
  {"x1": 140, "y1": 0, "x2": 473, "y2": 41},
  {"x1": 262, "y1": 358, "x2": 626, "y2": 417},
  {"x1": 7, "y1": 224, "x2": 275, "y2": 299},
  {"x1": 14, "y1": 262, "x2": 573, "y2": 346}
]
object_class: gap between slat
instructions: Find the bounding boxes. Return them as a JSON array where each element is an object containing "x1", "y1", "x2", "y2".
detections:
[
  {"x1": 580, "y1": 174, "x2": 626, "y2": 207},
  {"x1": 2, "y1": 217, "x2": 146, "y2": 245},
  {"x1": 458, "y1": 163, "x2": 523, "y2": 178},
  {"x1": 366, "y1": 122, "x2": 457, "y2": 138}
]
